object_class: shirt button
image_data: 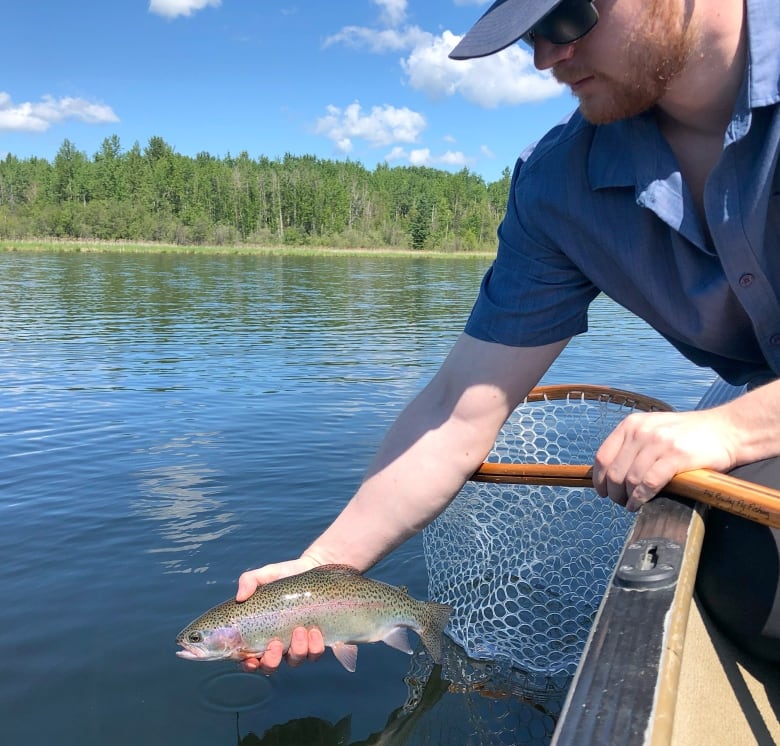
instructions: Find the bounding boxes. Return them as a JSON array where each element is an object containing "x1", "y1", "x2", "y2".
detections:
[
  {"x1": 770, "y1": 334, "x2": 780, "y2": 347},
  {"x1": 739, "y1": 273, "x2": 754, "y2": 287}
]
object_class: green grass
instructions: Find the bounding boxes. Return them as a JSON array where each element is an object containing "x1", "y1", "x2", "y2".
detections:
[{"x1": 0, "y1": 238, "x2": 493, "y2": 259}]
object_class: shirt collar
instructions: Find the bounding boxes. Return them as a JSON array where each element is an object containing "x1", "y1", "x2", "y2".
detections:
[
  {"x1": 746, "y1": 0, "x2": 780, "y2": 108},
  {"x1": 588, "y1": 114, "x2": 665, "y2": 191},
  {"x1": 587, "y1": 115, "x2": 706, "y2": 248}
]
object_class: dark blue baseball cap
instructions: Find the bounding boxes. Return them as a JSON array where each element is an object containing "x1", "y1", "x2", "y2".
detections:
[{"x1": 449, "y1": 0, "x2": 598, "y2": 60}]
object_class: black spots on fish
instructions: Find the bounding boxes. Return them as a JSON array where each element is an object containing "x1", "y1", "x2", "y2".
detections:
[
  {"x1": 417, "y1": 601, "x2": 453, "y2": 664},
  {"x1": 177, "y1": 565, "x2": 453, "y2": 670}
]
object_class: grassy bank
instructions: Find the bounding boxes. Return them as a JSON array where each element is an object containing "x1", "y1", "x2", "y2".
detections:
[{"x1": 0, "y1": 238, "x2": 494, "y2": 259}]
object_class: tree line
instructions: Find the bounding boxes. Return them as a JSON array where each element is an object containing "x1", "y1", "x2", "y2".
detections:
[{"x1": 0, "y1": 135, "x2": 512, "y2": 251}]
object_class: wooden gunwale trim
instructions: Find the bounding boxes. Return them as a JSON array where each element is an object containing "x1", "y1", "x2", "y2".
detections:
[
  {"x1": 645, "y1": 502, "x2": 706, "y2": 746},
  {"x1": 551, "y1": 495, "x2": 703, "y2": 745}
]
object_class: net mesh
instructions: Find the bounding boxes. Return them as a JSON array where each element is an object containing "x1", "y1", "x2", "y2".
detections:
[{"x1": 423, "y1": 386, "x2": 671, "y2": 681}]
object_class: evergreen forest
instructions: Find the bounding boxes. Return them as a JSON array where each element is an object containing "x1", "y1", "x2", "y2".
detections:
[{"x1": 0, "y1": 135, "x2": 513, "y2": 251}]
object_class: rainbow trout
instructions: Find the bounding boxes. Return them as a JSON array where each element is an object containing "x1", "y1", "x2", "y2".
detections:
[{"x1": 176, "y1": 564, "x2": 452, "y2": 672}]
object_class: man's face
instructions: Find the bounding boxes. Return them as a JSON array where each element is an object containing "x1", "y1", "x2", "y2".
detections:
[{"x1": 542, "y1": 0, "x2": 697, "y2": 124}]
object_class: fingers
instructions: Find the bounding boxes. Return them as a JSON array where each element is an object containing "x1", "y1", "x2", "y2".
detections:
[
  {"x1": 593, "y1": 412, "x2": 702, "y2": 512},
  {"x1": 241, "y1": 640, "x2": 284, "y2": 674},
  {"x1": 235, "y1": 564, "x2": 286, "y2": 603},
  {"x1": 286, "y1": 627, "x2": 325, "y2": 667},
  {"x1": 236, "y1": 556, "x2": 322, "y2": 603},
  {"x1": 595, "y1": 443, "x2": 672, "y2": 511},
  {"x1": 236, "y1": 570, "x2": 263, "y2": 603},
  {"x1": 592, "y1": 421, "x2": 627, "y2": 498},
  {"x1": 623, "y1": 458, "x2": 676, "y2": 512},
  {"x1": 240, "y1": 628, "x2": 326, "y2": 674}
]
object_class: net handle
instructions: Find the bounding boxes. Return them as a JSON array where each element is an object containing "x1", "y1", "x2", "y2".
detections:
[
  {"x1": 471, "y1": 463, "x2": 780, "y2": 529},
  {"x1": 471, "y1": 383, "x2": 780, "y2": 529}
]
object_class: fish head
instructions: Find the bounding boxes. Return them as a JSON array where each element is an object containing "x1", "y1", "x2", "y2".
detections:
[{"x1": 176, "y1": 624, "x2": 246, "y2": 661}]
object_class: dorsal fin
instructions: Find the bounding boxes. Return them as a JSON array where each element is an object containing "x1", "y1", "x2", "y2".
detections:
[{"x1": 311, "y1": 564, "x2": 362, "y2": 575}]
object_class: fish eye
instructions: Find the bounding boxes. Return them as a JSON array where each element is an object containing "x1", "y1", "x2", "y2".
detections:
[{"x1": 187, "y1": 631, "x2": 204, "y2": 644}]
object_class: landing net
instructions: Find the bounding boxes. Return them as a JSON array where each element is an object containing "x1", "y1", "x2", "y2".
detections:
[{"x1": 423, "y1": 385, "x2": 672, "y2": 682}]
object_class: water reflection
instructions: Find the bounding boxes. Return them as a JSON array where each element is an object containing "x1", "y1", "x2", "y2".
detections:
[
  {"x1": 240, "y1": 715, "x2": 352, "y2": 745},
  {"x1": 227, "y1": 652, "x2": 559, "y2": 746},
  {"x1": 136, "y1": 431, "x2": 236, "y2": 574}
]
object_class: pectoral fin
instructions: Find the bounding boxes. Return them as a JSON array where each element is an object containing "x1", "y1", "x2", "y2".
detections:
[{"x1": 331, "y1": 642, "x2": 359, "y2": 672}]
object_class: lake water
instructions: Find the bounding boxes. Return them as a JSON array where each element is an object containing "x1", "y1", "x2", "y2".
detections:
[{"x1": 0, "y1": 250, "x2": 716, "y2": 746}]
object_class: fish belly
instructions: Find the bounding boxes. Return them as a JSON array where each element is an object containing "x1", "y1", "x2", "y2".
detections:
[{"x1": 241, "y1": 607, "x2": 415, "y2": 652}]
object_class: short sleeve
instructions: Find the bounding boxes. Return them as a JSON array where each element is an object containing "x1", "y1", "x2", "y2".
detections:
[{"x1": 465, "y1": 157, "x2": 600, "y2": 346}]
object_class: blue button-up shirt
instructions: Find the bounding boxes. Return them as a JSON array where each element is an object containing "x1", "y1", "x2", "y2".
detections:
[{"x1": 465, "y1": 0, "x2": 780, "y2": 386}]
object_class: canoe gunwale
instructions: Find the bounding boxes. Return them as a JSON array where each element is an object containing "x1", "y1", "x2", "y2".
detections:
[{"x1": 551, "y1": 494, "x2": 706, "y2": 745}]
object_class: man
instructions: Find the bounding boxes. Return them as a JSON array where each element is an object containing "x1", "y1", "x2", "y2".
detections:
[{"x1": 238, "y1": 0, "x2": 780, "y2": 671}]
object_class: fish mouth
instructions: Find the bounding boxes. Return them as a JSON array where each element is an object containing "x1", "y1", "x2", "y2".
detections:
[
  {"x1": 176, "y1": 642, "x2": 228, "y2": 661},
  {"x1": 176, "y1": 647, "x2": 206, "y2": 660}
]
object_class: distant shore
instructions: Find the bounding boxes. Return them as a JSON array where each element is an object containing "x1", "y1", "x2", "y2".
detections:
[{"x1": 0, "y1": 238, "x2": 495, "y2": 259}]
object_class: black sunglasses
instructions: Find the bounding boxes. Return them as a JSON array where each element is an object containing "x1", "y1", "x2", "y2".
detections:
[{"x1": 522, "y1": 0, "x2": 599, "y2": 46}]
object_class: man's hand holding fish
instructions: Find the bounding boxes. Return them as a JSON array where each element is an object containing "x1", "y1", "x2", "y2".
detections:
[{"x1": 235, "y1": 555, "x2": 325, "y2": 672}]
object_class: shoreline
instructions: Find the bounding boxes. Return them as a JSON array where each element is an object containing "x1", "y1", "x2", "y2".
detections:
[{"x1": 0, "y1": 238, "x2": 495, "y2": 260}]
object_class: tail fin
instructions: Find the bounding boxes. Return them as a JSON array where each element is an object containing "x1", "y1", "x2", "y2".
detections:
[{"x1": 418, "y1": 601, "x2": 452, "y2": 663}]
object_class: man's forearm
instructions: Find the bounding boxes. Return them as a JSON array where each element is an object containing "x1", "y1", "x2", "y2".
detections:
[
  {"x1": 303, "y1": 384, "x2": 507, "y2": 571},
  {"x1": 721, "y1": 378, "x2": 780, "y2": 466},
  {"x1": 302, "y1": 334, "x2": 569, "y2": 571}
]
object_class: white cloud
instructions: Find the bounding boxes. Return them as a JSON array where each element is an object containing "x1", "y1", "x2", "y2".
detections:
[
  {"x1": 385, "y1": 145, "x2": 472, "y2": 168},
  {"x1": 314, "y1": 101, "x2": 427, "y2": 151},
  {"x1": 0, "y1": 92, "x2": 119, "y2": 133},
  {"x1": 409, "y1": 148, "x2": 431, "y2": 166},
  {"x1": 384, "y1": 146, "x2": 408, "y2": 162},
  {"x1": 316, "y1": 3, "x2": 563, "y2": 169},
  {"x1": 374, "y1": 0, "x2": 408, "y2": 27},
  {"x1": 437, "y1": 149, "x2": 472, "y2": 166},
  {"x1": 323, "y1": 0, "x2": 426, "y2": 52},
  {"x1": 148, "y1": 0, "x2": 221, "y2": 19},
  {"x1": 324, "y1": 25, "x2": 429, "y2": 53},
  {"x1": 325, "y1": 15, "x2": 562, "y2": 110},
  {"x1": 403, "y1": 30, "x2": 563, "y2": 108}
]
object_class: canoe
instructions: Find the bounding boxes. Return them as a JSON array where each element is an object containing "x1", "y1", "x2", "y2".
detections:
[{"x1": 552, "y1": 381, "x2": 780, "y2": 745}]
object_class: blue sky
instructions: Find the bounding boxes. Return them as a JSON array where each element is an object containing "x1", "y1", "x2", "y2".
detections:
[{"x1": 2, "y1": 0, "x2": 578, "y2": 182}]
